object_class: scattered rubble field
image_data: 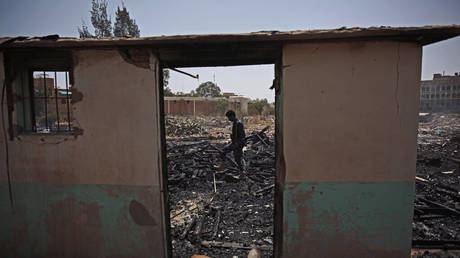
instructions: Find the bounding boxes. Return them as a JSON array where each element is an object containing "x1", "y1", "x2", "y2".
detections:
[
  {"x1": 412, "y1": 113, "x2": 460, "y2": 258},
  {"x1": 166, "y1": 116, "x2": 275, "y2": 258},
  {"x1": 165, "y1": 114, "x2": 460, "y2": 258}
]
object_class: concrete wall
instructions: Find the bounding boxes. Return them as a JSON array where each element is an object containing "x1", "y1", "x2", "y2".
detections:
[
  {"x1": 165, "y1": 98, "x2": 219, "y2": 116},
  {"x1": 0, "y1": 50, "x2": 167, "y2": 257},
  {"x1": 164, "y1": 98, "x2": 246, "y2": 116},
  {"x1": 0, "y1": 40, "x2": 422, "y2": 258},
  {"x1": 281, "y1": 41, "x2": 421, "y2": 257}
]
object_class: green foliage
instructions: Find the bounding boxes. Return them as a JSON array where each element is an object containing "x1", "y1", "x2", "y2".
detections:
[
  {"x1": 79, "y1": 1, "x2": 140, "y2": 39},
  {"x1": 163, "y1": 69, "x2": 170, "y2": 87},
  {"x1": 195, "y1": 81, "x2": 222, "y2": 98},
  {"x1": 264, "y1": 104, "x2": 275, "y2": 115},
  {"x1": 77, "y1": 21, "x2": 94, "y2": 38},
  {"x1": 113, "y1": 4, "x2": 140, "y2": 37},
  {"x1": 90, "y1": 0, "x2": 112, "y2": 37},
  {"x1": 78, "y1": 0, "x2": 112, "y2": 38},
  {"x1": 248, "y1": 98, "x2": 270, "y2": 116},
  {"x1": 216, "y1": 99, "x2": 229, "y2": 115},
  {"x1": 164, "y1": 87, "x2": 174, "y2": 96}
]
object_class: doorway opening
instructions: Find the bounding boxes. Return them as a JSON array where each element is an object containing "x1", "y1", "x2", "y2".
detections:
[{"x1": 160, "y1": 64, "x2": 277, "y2": 257}]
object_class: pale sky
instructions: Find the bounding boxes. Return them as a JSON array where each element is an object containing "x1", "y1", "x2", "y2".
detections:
[{"x1": 1, "y1": 0, "x2": 459, "y2": 102}]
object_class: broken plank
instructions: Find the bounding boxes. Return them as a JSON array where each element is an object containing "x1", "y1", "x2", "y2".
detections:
[
  {"x1": 194, "y1": 217, "x2": 204, "y2": 238},
  {"x1": 412, "y1": 240, "x2": 460, "y2": 250},
  {"x1": 255, "y1": 184, "x2": 275, "y2": 194},
  {"x1": 181, "y1": 218, "x2": 196, "y2": 239},
  {"x1": 416, "y1": 176, "x2": 429, "y2": 182},
  {"x1": 212, "y1": 210, "x2": 221, "y2": 238},
  {"x1": 201, "y1": 240, "x2": 272, "y2": 251},
  {"x1": 418, "y1": 197, "x2": 460, "y2": 217}
]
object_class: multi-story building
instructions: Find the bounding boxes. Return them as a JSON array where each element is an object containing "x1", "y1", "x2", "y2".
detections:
[{"x1": 420, "y1": 73, "x2": 460, "y2": 112}]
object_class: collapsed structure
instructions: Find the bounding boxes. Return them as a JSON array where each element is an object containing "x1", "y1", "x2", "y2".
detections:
[{"x1": 1, "y1": 26, "x2": 460, "y2": 257}]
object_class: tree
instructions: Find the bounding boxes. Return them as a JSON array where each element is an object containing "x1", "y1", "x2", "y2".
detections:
[
  {"x1": 216, "y1": 99, "x2": 229, "y2": 115},
  {"x1": 163, "y1": 69, "x2": 170, "y2": 87},
  {"x1": 164, "y1": 87, "x2": 174, "y2": 96},
  {"x1": 248, "y1": 99, "x2": 269, "y2": 116},
  {"x1": 90, "y1": 0, "x2": 112, "y2": 37},
  {"x1": 113, "y1": 4, "x2": 140, "y2": 37},
  {"x1": 195, "y1": 81, "x2": 222, "y2": 98},
  {"x1": 77, "y1": 21, "x2": 93, "y2": 38},
  {"x1": 78, "y1": 0, "x2": 112, "y2": 38}
]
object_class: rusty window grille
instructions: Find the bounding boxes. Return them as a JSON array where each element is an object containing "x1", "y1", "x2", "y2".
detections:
[{"x1": 28, "y1": 71, "x2": 73, "y2": 133}]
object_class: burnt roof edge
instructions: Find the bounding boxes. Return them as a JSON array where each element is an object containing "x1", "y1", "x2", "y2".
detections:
[{"x1": 1, "y1": 25, "x2": 459, "y2": 49}]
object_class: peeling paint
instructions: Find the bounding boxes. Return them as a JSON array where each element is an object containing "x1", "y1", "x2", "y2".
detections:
[
  {"x1": 118, "y1": 49, "x2": 151, "y2": 69},
  {"x1": 129, "y1": 200, "x2": 157, "y2": 226},
  {"x1": 71, "y1": 88, "x2": 83, "y2": 103},
  {"x1": 0, "y1": 181, "x2": 164, "y2": 257},
  {"x1": 45, "y1": 197, "x2": 104, "y2": 257},
  {"x1": 283, "y1": 182, "x2": 414, "y2": 257},
  {"x1": 72, "y1": 126, "x2": 84, "y2": 138}
]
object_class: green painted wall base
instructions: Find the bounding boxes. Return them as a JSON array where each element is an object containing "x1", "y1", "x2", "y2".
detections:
[
  {"x1": 0, "y1": 181, "x2": 163, "y2": 258},
  {"x1": 283, "y1": 182, "x2": 414, "y2": 257}
]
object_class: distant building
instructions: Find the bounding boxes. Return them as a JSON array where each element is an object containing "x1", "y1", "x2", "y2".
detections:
[
  {"x1": 164, "y1": 94, "x2": 250, "y2": 116},
  {"x1": 420, "y1": 73, "x2": 460, "y2": 112},
  {"x1": 222, "y1": 92, "x2": 236, "y2": 98}
]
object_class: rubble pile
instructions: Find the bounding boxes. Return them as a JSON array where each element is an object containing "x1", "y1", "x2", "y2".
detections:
[
  {"x1": 167, "y1": 125, "x2": 275, "y2": 258},
  {"x1": 412, "y1": 113, "x2": 460, "y2": 255},
  {"x1": 165, "y1": 115, "x2": 276, "y2": 139},
  {"x1": 165, "y1": 113, "x2": 460, "y2": 257},
  {"x1": 166, "y1": 116, "x2": 206, "y2": 136}
]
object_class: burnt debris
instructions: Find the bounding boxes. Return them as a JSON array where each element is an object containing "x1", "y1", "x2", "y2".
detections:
[
  {"x1": 413, "y1": 113, "x2": 460, "y2": 256},
  {"x1": 166, "y1": 116, "x2": 275, "y2": 258}
]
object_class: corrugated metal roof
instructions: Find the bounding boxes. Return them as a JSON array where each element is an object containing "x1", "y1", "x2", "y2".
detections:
[{"x1": 1, "y1": 25, "x2": 459, "y2": 49}]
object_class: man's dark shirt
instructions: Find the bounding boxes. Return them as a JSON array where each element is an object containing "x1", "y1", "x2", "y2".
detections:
[{"x1": 231, "y1": 119, "x2": 246, "y2": 147}]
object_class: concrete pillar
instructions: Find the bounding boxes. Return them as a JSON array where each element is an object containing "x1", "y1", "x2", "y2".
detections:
[{"x1": 281, "y1": 41, "x2": 421, "y2": 257}]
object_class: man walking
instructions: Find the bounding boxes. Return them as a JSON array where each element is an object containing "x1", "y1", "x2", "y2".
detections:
[{"x1": 221, "y1": 110, "x2": 246, "y2": 172}]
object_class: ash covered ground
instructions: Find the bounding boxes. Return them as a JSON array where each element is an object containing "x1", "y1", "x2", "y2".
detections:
[
  {"x1": 165, "y1": 114, "x2": 460, "y2": 258},
  {"x1": 166, "y1": 116, "x2": 275, "y2": 258},
  {"x1": 412, "y1": 113, "x2": 460, "y2": 258}
]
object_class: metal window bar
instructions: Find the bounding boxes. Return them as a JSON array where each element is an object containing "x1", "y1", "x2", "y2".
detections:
[
  {"x1": 42, "y1": 72, "x2": 48, "y2": 130},
  {"x1": 54, "y1": 72, "x2": 60, "y2": 131},
  {"x1": 65, "y1": 71, "x2": 71, "y2": 131},
  {"x1": 19, "y1": 72, "x2": 27, "y2": 130},
  {"x1": 29, "y1": 71, "x2": 72, "y2": 133},
  {"x1": 29, "y1": 70, "x2": 36, "y2": 132}
]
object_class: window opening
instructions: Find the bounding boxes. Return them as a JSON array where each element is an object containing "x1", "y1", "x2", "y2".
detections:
[{"x1": 30, "y1": 71, "x2": 72, "y2": 133}]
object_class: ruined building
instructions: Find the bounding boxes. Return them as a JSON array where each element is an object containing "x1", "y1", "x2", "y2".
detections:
[
  {"x1": 420, "y1": 73, "x2": 460, "y2": 112},
  {"x1": 1, "y1": 26, "x2": 460, "y2": 257}
]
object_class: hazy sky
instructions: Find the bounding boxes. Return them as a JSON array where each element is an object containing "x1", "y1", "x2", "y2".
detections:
[{"x1": 1, "y1": 0, "x2": 459, "y2": 102}]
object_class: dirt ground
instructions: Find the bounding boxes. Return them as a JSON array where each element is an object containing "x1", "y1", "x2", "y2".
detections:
[{"x1": 165, "y1": 114, "x2": 460, "y2": 258}]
